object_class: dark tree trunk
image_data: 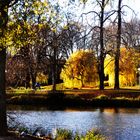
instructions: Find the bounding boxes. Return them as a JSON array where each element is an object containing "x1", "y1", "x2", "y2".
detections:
[
  {"x1": 0, "y1": 48, "x2": 7, "y2": 136},
  {"x1": 24, "y1": 46, "x2": 37, "y2": 89},
  {"x1": 0, "y1": 0, "x2": 18, "y2": 136},
  {"x1": 0, "y1": 3, "x2": 9, "y2": 136},
  {"x1": 25, "y1": 71, "x2": 30, "y2": 89},
  {"x1": 99, "y1": 0, "x2": 105, "y2": 90},
  {"x1": 30, "y1": 71, "x2": 36, "y2": 89},
  {"x1": 114, "y1": 0, "x2": 122, "y2": 89},
  {"x1": 81, "y1": 78, "x2": 84, "y2": 88},
  {"x1": 52, "y1": 47, "x2": 57, "y2": 91}
]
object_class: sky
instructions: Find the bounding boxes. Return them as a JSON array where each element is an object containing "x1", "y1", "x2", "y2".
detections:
[
  {"x1": 57, "y1": 0, "x2": 140, "y2": 22},
  {"x1": 122, "y1": 0, "x2": 140, "y2": 20}
]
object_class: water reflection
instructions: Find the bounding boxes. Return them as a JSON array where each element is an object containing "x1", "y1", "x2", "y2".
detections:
[
  {"x1": 7, "y1": 105, "x2": 140, "y2": 114},
  {"x1": 97, "y1": 109, "x2": 124, "y2": 139},
  {"x1": 7, "y1": 105, "x2": 140, "y2": 140},
  {"x1": 99, "y1": 108, "x2": 140, "y2": 114}
]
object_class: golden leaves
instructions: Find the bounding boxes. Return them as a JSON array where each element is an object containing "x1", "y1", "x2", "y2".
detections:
[
  {"x1": 61, "y1": 50, "x2": 98, "y2": 88},
  {"x1": 105, "y1": 47, "x2": 139, "y2": 86}
]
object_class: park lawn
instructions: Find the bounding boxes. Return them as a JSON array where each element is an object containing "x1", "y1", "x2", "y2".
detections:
[
  {"x1": 6, "y1": 83, "x2": 64, "y2": 94},
  {"x1": 6, "y1": 84, "x2": 140, "y2": 99},
  {"x1": 6, "y1": 85, "x2": 140, "y2": 107}
]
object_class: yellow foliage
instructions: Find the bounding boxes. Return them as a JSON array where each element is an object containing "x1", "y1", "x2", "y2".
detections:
[
  {"x1": 61, "y1": 50, "x2": 98, "y2": 88},
  {"x1": 105, "y1": 47, "x2": 139, "y2": 87},
  {"x1": 36, "y1": 72, "x2": 48, "y2": 84}
]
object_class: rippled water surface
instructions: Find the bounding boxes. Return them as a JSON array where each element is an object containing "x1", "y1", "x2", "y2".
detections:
[{"x1": 8, "y1": 106, "x2": 140, "y2": 140}]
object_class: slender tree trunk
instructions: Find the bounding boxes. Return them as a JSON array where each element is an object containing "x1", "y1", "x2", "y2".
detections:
[
  {"x1": 52, "y1": 46, "x2": 57, "y2": 91},
  {"x1": 30, "y1": 71, "x2": 36, "y2": 89},
  {"x1": 29, "y1": 60, "x2": 37, "y2": 89},
  {"x1": 25, "y1": 71, "x2": 30, "y2": 89},
  {"x1": 81, "y1": 78, "x2": 84, "y2": 88},
  {"x1": 114, "y1": 0, "x2": 122, "y2": 89},
  {"x1": 99, "y1": 0, "x2": 105, "y2": 90}
]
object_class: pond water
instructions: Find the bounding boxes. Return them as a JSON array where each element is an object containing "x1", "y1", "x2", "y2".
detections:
[{"x1": 7, "y1": 105, "x2": 140, "y2": 140}]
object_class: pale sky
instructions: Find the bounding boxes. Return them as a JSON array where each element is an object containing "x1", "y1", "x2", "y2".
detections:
[
  {"x1": 122, "y1": 0, "x2": 140, "y2": 20},
  {"x1": 57, "y1": 0, "x2": 140, "y2": 22}
]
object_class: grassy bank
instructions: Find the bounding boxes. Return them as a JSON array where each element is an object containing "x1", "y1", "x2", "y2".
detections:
[{"x1": 6, "y1": 88, "x2": 140, "y2": 107}]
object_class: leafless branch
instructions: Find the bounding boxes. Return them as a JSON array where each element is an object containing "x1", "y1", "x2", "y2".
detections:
[
  {"x1": 9, "y1": 0, "x2": 19, "y2": 7},
  {"x1": 121, "y1": 5, "x2": 136, "y2": 16},
  {"x1": 103, "y1": 10, "x2": 117, "y2": 23}
]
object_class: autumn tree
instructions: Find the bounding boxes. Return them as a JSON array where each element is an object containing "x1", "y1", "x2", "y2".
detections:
[
  {"x1": 6, "y1": 53, "x2": 48, "y2": 87},
  {"x1": 122, "y1": 19, "x2": 140, "y2": 49},
  {"x1": 61, "y1": 50, "x2": 98, "y2": 88},
  {"x1": 105, "y1": 47, "x2": 138, "y2": 86},
  {"x1": 8, "y1": 0, "x2": 51, "y2": 89},
  {"x1": 59, "y1": 22, "x2": 82, "y2": 59},
  {"x1": 6, "y1": 54, "x2": 27, "y2": 87}
]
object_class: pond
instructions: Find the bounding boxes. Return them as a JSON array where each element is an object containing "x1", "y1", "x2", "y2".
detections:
[{"x1": 7, "y1": 105, "x2": 140, "y2": 140}]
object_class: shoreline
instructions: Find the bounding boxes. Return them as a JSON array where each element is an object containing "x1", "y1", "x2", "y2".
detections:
[{"x1": 6, "y1": 89, "x2": 140, "y2": 108}]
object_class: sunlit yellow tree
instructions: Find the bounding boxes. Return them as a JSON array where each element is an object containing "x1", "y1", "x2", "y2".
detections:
[
  {"x1": 105, "y1": 47, "x2": 139, "y2": 87},
  {"x1": 61, "y1": 50, "x2": 98, "y2": 88}
]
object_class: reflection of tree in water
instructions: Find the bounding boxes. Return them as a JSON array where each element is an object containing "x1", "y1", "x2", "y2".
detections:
[
  {"x1": 99, "y1": 108, "x2": 119, "y2": 114},
  {"x1": 100, "y1": 108, "x2": 140, "y2": 114},
  {"x1": 118, "y1": 108, "x2": 140, "y2": 114},
  {"x1": 97, "y1": 108, "x2": 125, "y2": 140}
]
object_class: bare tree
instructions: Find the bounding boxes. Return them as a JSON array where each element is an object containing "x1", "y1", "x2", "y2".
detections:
[{"x1": 122, "y1": 19, "x2": 140, "y2": 49}]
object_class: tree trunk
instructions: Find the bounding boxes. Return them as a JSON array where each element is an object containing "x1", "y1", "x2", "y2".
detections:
[
  {"x1": 0, "y1": 1, "x2": 18, "y2": 136},
  {"x1": 25, "y1": 70, "x2": 30, "y2": 89},
  {"x1": 99, "y1": 0, "x2": 105, "y2": 90},
  {"x1": 99, "y1": 57, "x2": 105, "y2": 90},
  {"x1": 0, "y1": 48, "x2": 7, "y2": 136},
  {"x1": 0, "y1": 3, "x2": 9, "y2": 136},
  {"x1": 52, "y1": 47, "x2": 57, "y2": 91},
  {"x1": 30, "y1": 71, "x2": 36, "y2": 89},
  {"x1": 81, "y1": 74, "x2": 84, "y2": 88},
  {"x1": 114, "y1": 0, "x2": 122, "y2": 89}
]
